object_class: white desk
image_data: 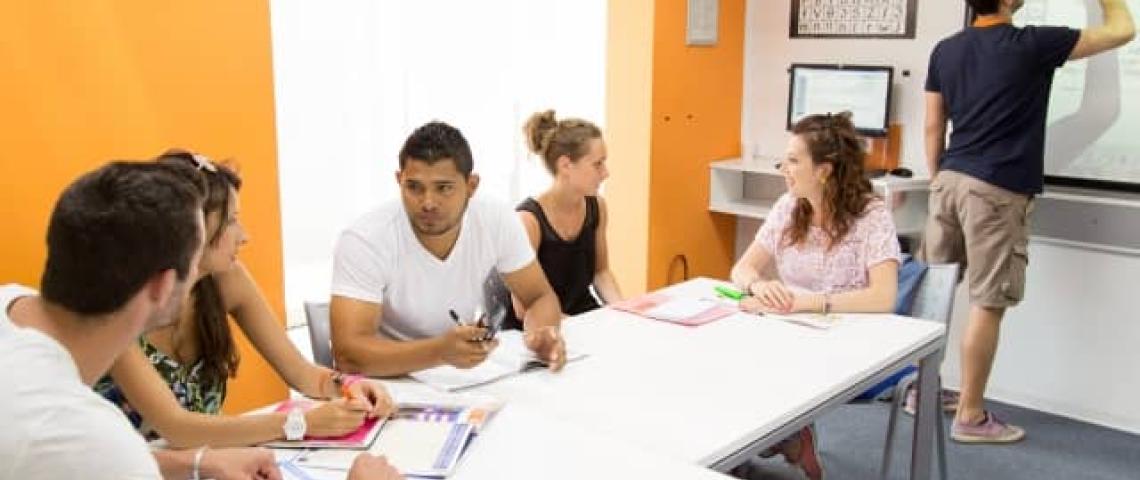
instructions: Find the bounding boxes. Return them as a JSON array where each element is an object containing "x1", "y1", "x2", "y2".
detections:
[
  {"x1": 709, "y1": 157, "x2": 931, "y2": 236},
  {"x1": 451, "y1": 405, "x2": 730, "y2": 480},
  {"x1": 285, "y1": 277, "x2": 944, "y2": 479},
  {"x1": 275, "y1": 401, "x2": 730, "y2": 480},
  {"x1": 464, "y1": 278, "x2": 946, "y2": 478}
]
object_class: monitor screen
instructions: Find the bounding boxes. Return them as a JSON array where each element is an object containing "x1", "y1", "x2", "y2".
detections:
[{"x1": 787, "y1": 64, "x2": 893, "y2": 137}]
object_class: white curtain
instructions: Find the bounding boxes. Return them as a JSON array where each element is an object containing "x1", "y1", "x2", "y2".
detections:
[{"x1": 270, "y1": 0, "x2": 607, "y2": 324}]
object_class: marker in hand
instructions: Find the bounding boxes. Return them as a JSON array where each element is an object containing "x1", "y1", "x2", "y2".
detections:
[{"x1": 714, "y1": 285, "x2": 746, "y2": 301}]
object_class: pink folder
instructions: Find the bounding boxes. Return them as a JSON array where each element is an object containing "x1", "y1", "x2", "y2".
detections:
[
  {"x1": 611, "y1": 293, "x2": 736, "y2": 326},
  {"x1": 263, "y1": 399, "x2": 385, "y2": 449}
]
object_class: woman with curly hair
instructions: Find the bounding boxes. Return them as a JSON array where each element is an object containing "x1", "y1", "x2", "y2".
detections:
[{"x1": 729, "y1": 112, "x2": 901, "y2": 479}]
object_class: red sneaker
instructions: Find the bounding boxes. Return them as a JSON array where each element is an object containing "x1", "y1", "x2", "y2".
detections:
[{"x1": 787, "y1": 425, "x2": 825, "y2": 480}]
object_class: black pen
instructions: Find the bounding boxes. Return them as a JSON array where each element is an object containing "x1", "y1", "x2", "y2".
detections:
[{"x1": 448, "y1": 309, "x2": 463, "y2": 326}]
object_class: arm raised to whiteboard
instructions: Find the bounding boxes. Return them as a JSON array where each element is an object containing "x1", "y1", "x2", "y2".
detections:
[{"x1": 1069, "y1": 0, "x2": 1135, "y2": 60}]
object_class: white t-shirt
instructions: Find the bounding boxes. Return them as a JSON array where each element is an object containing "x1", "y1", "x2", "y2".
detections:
[
  {"x1": 332, "y1": 197, "x2": 535, "y2": 341},
  {"x1": 0, "y1": 284, "x2": 162, "y2": 480}
]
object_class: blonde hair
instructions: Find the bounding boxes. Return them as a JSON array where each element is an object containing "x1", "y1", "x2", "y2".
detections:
[{"x1": 523, "y1": 110, "x2": 602, "y2": 174}]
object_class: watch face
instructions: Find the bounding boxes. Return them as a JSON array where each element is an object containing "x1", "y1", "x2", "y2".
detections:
[{"x1": 285, "y1": 409, "x2": 306, "y2": 440}]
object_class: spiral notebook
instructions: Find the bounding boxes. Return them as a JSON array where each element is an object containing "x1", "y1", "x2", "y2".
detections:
[{"x1": 287, "y1": 405, "x2": 493, "y2": 478}]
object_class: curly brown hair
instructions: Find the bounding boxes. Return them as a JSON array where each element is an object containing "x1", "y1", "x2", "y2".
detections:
[{"x1": 783, "y1": 112, "x2": 876, "y2": 250}]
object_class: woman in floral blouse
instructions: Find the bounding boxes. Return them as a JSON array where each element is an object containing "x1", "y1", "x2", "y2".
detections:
[{"x1": 729, "y1": 113, "x2": 901, "y2": 480}]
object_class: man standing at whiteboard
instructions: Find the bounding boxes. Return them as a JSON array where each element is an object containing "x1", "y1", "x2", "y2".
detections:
[{"x1": 923, "y1": 0, "x2": 1134, "y2": 444}]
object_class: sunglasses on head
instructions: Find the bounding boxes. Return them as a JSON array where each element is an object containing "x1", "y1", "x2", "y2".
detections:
[{"x1": 867, "y1": 167, "x2": 913, "y2": 179}]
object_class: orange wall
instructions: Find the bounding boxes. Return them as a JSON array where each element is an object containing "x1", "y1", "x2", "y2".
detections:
[
  {"x1": 646, "y1": 0, "x2": 743, "y2": 289},
  {"x1": 606, "y1": 0, "x2": 656, "y2": 296},
  {"x1": 0, "y1": 0, "x2": 287, "y2": 413}
]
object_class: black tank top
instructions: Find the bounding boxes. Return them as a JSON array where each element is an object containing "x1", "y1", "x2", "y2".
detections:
[{"x1": 506, "y1": 196, "x2": 601, "y2": 329}]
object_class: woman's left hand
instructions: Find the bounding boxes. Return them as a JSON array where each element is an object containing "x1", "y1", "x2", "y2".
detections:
[{"x1": 345, "y1": 379, "x2": 396, "y2": 419}]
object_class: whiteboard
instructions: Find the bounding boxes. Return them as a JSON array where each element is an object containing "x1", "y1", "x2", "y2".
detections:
[{"x1": 1016, "y1": 0, "x2": 1140, "y2": 190}]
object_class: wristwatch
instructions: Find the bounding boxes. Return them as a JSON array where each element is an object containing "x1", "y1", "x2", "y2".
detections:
[{"x1": 283, "y1": 407, "x2": 307, "y2": 441}]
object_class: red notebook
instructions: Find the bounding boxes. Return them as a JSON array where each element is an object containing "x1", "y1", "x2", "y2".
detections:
[
  {"x1": 262, "y1": 399, "x2": 385, "y2": 449},
  {"x1": 612, "y1": 293, "x2": 735, "y2": 326}
]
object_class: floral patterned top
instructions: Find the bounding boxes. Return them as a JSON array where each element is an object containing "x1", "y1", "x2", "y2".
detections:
[
  {"x1": 754, "y1": 193, "x2": 901, "y2": 295},
  {"x1": 94, "y1": 337, "x2": 226, "y2": 439}
]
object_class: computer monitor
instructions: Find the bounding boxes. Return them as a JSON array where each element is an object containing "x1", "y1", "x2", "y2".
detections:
[{"x1": 787, "y1": 63, "x2": 893, "y2": 137}]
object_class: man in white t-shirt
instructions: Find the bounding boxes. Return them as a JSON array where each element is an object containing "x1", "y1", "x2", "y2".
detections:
[
  {"x1": 330, "y1": 121, "x2": 566, "y2": 376},
  {"x1": 1, "y1": 162, "x2": 398, "y2": 480}
]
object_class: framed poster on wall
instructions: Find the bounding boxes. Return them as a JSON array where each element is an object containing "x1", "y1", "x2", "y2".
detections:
[{"x1": 790, "y1": 0, "x2": 918, "y2": 39}]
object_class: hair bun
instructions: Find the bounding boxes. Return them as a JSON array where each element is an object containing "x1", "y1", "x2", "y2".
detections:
[{"x1": 523, "y1": 110, "x2": 559, "y2": 157}]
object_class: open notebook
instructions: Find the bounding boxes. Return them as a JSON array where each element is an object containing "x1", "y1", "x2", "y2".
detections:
[
  {"x1": 285, "y1": 404, "x2": 495, "y2": 478},
  {"x1": 262, "y1": 399, "x2": 385, "y2": 449},
  {"x1": 410, "y1": 330, "x2": 586, "y2": 391},
  {"x1": 612, "y1": 293, "x2": 736, "y2": 326}
]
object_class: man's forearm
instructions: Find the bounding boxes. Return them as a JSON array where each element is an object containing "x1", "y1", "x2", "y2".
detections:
[
  {"x1": 522, "y1": 291, "x2": 562, "y2": 331},
  {"x1": 336, "y1": 335, "x2": 445, "y2": 377},
  {"x1": 1102, "y1": 0, "x2": 1134, "y2": 30}
]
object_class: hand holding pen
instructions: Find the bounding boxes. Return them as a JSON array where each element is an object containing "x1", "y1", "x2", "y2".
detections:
[{"x1": 439, "y1": 308, "x2": 499, "y2": 369}]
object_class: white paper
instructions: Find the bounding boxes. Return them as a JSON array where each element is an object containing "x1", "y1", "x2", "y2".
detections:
[
  {"x1": 410, "y1": 330, "x2": 586, "y2": 391},
  {"x1": 642, "y1": 297, "x2": 718, "y2": 322}
]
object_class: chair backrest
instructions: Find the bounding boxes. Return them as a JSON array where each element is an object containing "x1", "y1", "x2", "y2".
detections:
[
  {"x1": 304, "y1": 302, "x2": 334, "y2": 368},
  {"x1": 907, "y1": 263, "x2": 960, "y2": 325}
]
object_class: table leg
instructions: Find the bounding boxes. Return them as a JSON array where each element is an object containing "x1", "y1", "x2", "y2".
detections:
[{"x1": 909, "y1": 351, "x2": 942, "y2": 480}]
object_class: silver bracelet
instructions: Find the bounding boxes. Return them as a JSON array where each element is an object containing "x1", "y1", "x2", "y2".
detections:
[{"x1": 191, "y1": 445, "x2": 208, "y2": 480}]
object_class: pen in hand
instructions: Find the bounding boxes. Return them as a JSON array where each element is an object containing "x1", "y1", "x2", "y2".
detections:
[{"x1": 449, "y1": 308, "x2": 490, "y2": 343}]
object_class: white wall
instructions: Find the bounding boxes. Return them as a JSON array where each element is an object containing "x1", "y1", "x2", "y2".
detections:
[
  {"x1": 742, "y1": 0, "x2": 963, "y2": 175},
  {"x1": 270, "y1": 1, "x2": 606, "y2": 326},
  {"x1": 741, "y1": 0, "x2": 1140, "y2": 434}
]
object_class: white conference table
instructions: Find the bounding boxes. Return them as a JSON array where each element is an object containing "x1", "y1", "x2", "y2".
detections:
[
  {"x1": 287, "y1": 277, "x2": 944, "y2": 479},
  {"x1": 278, "y1": 400, "x2": 731, "y2": 480},
  {"x1": 462, "y1": 277, "x2": 946, "y2": 479}
]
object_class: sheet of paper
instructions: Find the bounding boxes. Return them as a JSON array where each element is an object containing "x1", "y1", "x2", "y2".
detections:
[
  {"x1": 643, "y1": 297, "x2": 719, "y2": 321},
  {"x1": 763, "y1": 312, "x2": 840, "y2": 330},
  {"x1": 409, "y1": 330, "x2": 585, "y2": 391},
  {"x1": 371, "y1": 420, "x2": 473, "y2": 477}
]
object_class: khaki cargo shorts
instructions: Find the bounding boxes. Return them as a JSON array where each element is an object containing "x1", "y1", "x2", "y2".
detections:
[{"x1": 918, "y1": 170, "x2": 1034, "y2": 308}]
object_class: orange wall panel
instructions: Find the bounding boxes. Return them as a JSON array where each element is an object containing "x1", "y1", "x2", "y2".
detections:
[
  {"x1": 646, "y1": 0, "x2": 744, "y2": 290},
  {"x1": 605, "y1": 0, "x2": 656, "y2": 295},
  {"x1": 0, "y1": 0, "x2": 287, "y2": 413}
]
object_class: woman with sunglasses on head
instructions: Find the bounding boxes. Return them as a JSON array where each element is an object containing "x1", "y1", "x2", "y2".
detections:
[
  {"x1": 94, "y1": 149, "x2": 395, "y2": 449},
  {"x1": 729, "y1": 113, "x2": 901, "y2": 480}
]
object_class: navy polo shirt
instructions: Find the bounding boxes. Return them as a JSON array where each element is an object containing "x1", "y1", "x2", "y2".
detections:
[{"x1": 926, "y1": 24, "x2": 1080, "y2": 195}]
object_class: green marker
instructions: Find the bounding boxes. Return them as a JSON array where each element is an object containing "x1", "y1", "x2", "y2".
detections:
[{"x1": 714, "y1": 285, "x2": 745, "y2": 301}]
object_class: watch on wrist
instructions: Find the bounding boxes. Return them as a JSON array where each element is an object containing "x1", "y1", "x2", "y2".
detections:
[{"x1": 284, "y1": 407, "x2": 307, "y2": 441}]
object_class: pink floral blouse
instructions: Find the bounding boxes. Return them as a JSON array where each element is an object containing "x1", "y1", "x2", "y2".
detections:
[{"x1": 754, "y1": 193, "x2": 901, "y2": 295}]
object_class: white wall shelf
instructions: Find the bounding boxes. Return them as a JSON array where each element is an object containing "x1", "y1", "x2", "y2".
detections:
[{"x1": 708, "y1": 157, "x2": 930, "y2": 236}]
